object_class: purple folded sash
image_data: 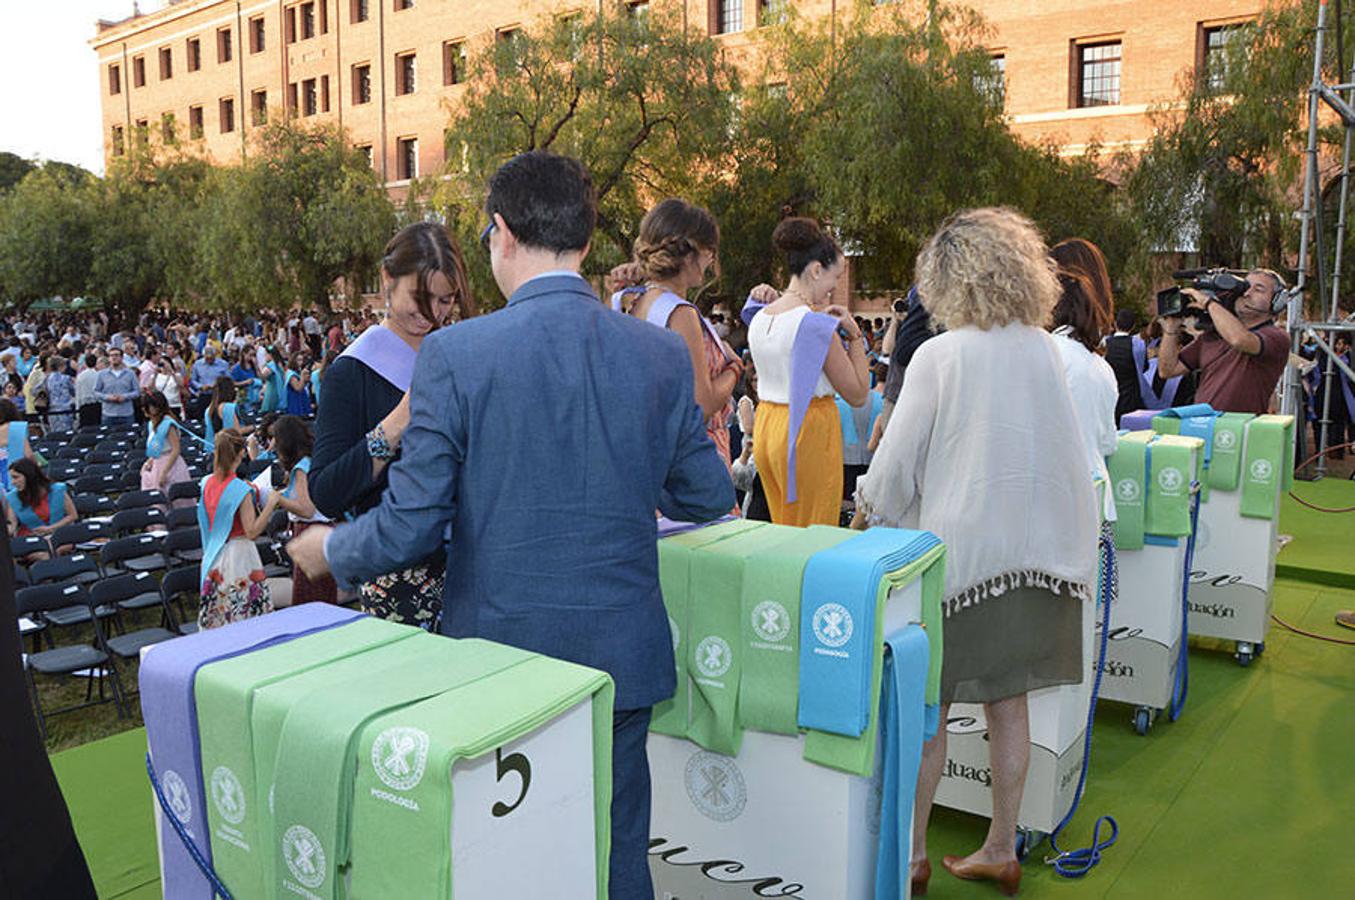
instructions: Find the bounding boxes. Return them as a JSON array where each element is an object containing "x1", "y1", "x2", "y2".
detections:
[
  {"x1": 1120, "y1": 409, "x2": 1157, "y2": 432},
  {"x1": 741, "y1": 297, "x2": 768, "y2": 326},
  {"x1": 611, "y1": 289, "x2": 732, "y2": 361},
  {"x1": 786, "y1": 311, "x2": 839, "y2": 503},
  {"x1": 1132, "y1": 336, "x2": 1181, "y2": 410},
  {"x1": 339, "y1": 323, "x2": 417, "y2": 392},
  {"x1": 139, "y1": 605, "x2": 365, "y2": 898}
]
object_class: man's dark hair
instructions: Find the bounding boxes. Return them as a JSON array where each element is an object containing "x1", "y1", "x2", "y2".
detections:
[
  {"x1": 1115, "y1": 309, "x2": 1137, "y2": 333},
  {"x1": 485, "y1": 151, "x2": 596, "y2": 254}
]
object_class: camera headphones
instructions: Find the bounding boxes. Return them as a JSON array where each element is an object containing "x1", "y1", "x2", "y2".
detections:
[{"x1": 1254, "y1": 268, "x2": 1293, "y2": 315}]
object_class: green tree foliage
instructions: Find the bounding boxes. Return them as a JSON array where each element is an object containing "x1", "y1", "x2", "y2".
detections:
[
  {"x1": 0, "y1": 152, "x2": 37, "y2": 193},
  {"x1": 0, "y1": 167, "x2": 93, "y2": 308}
]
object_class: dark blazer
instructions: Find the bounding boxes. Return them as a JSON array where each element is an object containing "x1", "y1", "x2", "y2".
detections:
[
  {"x1": 325, "y1": 273, "x2": 734, "y2": 709},
  {"x1": 1105, "y1": 334, "x2": 1144, "y2": 425},
  {"x1": 310, "y1": 352, "x2": 406, "y2": 518}
]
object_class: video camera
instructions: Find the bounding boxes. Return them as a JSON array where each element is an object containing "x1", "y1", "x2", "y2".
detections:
[{"x1": 1155, "y1": 268, "x2": 1251, "y2": 326}]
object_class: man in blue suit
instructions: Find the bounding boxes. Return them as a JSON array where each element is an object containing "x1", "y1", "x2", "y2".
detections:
[{"x1": 289, "y1": 151, "x2": 734, "y2": 897}]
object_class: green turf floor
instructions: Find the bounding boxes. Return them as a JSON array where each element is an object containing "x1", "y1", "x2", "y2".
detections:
[{"x1": 51, "y1": 487, "x2": 1355, "y2": 898}]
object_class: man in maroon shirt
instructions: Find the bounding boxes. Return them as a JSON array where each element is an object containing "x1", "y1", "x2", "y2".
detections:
[{"x1": 1157, "y1": 269, "x2": 1290, "y2": 415}]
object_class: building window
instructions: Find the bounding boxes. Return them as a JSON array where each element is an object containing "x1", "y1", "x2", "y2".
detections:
[
  {"x1": 356, "y1": 144, "x2": 373, "y2": 167},
  {"x1": 443, "y1": 40, "x2": 465, "y2": 85},
  {"x1": 159, "y1": 47, "x2": 172, "y2": 80},
  {"x1": 320, "y1": 0, "x2": 329, "y2": 33},
  {"x1": 1202, "y1": 24, "x2": 1244, "y2": 92},
  {"x1": 250, "y1": 17, "x2": 266, "y2": 53},
  {"x1": 321, "y1": 75, "x2": 331, "y2": 112},
  {"x1": 395, "y1": 0, "x2": 414, "y2": 10},
  {"x1": 396, "y1": 51, "x2": 416, "y2": 95},
  {"x1": 133, "y1": 55, "x2": 146, "y2": 88},
  {"x1": 301, "y1": 2, "x2": 316, "y2": 40},
  {"x1": 1076, "y1": 41, "x2": 1121, "y2": 107},
  {"x1": 135, "y1": 119, "x2": 149, "y2": 148},
  {"x1": 220, "y1": 97, "x2": 236, "y2": 133},
  {"x1": 397, "y1": 136, "x2": 418, "y2": 179},
  {"x1": 758, "y1": 0, "x2": 785, "y2": 27},
  {"x1": 353, "y1": 63, "x2": 372, "y2": 103},
  {"x1": 112, "y1": 124, "x2": 125, "y2": 156},
  {"x1": 218, "y1": 27, "x2": 233, "y2": 64},
  {"x1": 715, "y1": 0, "x2": 743, "y2": 34},
  {"x1": 108, "y1": 63, "x2": 121, "y2": 95},
  {"x1": 303, "y1": 78, "x2": 318, "y2": 116},
  {"x1": 496, "y1": 27, "x2": 523, "y2": 71},
  {"x1": 352, "y1": 0, "x2": 369, "y2": 23},
  {"x1": 189, "y1": 105, "x2": 205, "y2": 138},
  {"x1": 252, "y1": 89, "x2": 268, "y2": 125},
  {"x1": 977, "y1": 54, "x2": 1005, "y2": 109},
  {"x1": 187, "y1": 37, "x2": 201, "y2": 71}
]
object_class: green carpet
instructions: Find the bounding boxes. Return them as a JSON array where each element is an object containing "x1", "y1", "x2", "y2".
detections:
[{"x1": 1277, "y1": 477, "x2": 1355, "y2": 586}]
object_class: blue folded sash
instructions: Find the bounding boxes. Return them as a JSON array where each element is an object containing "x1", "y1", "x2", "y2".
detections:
[
  {"x1": 798, "y1": 527, "x2": 941, "y2": 737},
  {"x1": 203, "y1": 403, "x2": 238, "y2": 445},
  {"x1": 874, "y1": 625, "x2": 930, "y2": 900},
  {"x1": 339, "y1": 323, "x2": 416, "y2": 392},
  {"x1": 7, "y1": 481, "x2": 67, "y2": 531},
  {"x1": 197, "y1": 477, "x2": 253, "y2": 585},
  {"x1": 138, "y1": 606, "x2": 365, "y2": 899},
  {"x1": 6, "y1": 419, "x2": 27, "y2": 464},
  {"x1": 836, "y1": 393, "x2": 883, "y2": 448},
  {"x1": 283, "y1": 457, "x2": 312, "y2": 499},
  {"x1": 1156, "y1": 403, "x2": 1219, "y2": 469}
]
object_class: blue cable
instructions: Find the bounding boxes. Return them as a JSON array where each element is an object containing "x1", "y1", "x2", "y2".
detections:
[
  {"x1": 146, "y1": 753, "x2": 235, "y2": 899},
  {"x1": 1045, "y1": 524, "x2": 1119, "y2": 878},
  {"x1": 1168, "y1": 486, "x2": 1202, "y2": 721}
]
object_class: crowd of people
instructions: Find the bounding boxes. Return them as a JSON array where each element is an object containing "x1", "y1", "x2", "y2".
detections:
[{"x1": 4, "y1": 145, "x2": 1332, "y2": 898}]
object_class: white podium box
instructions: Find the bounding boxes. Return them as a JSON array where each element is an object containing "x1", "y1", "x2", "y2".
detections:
[
  {"x1": 1101, "y1": 538, "x2": 1188, "y2": 732},
  {"x1": 648, "y1": 578, "x2": 925, "y2": 900},
  {"x1": 1187, "y1": 478, "x2": 1281, "y2": 663}
]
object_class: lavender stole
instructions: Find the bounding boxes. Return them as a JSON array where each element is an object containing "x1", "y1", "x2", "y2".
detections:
[
  {"x1": 786, "y1": 311, "x2": 839, "y2": 503},
  {"x1": 741, "y1": 296, "x2": 768, "y2": 327},
  {"x1": 611, "y1": 289, "x2": 732, "y2": 361},
  {"x1": 339, "y1": 323, "x2": 416, "y2": 392},
  {"x1": 139, "y1": 605, "x2": 366, "y2": 899},
  {"x1": 1132, "y1": 336, "x2": 1181, "y2": 409},
  {"x1": 1341, "y1": 353, "x2": 1355, "y2": 421}
]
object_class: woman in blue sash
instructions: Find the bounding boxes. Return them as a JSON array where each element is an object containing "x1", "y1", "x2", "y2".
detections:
[
  {"x1": 310, "y1": 221, "x2": 472, "y2": 628},
  {"x1": 204, "y1": 376, "x2": 241, "y2": 445},
  {"x1": 259, "y1": 346, "x2": 287, "y2": 414},
  {"x1": 5, "y1": 459, "x2": 77, "y2": 562},
  {"x1": 196, "y1": 429, "x2": 280, "y2": 629},
  {"x1": 140, "y1": 391, "x2": 193, "y2": 500},
  {"x1": 284, "y1": 352, "x2": 313, "y2": 416},
  {"x1": 0, "y1": 399, "x2": 35, "y2": 491},
  {"x1": 270, "y1": 415, "x2": 336, "y2": 605}
]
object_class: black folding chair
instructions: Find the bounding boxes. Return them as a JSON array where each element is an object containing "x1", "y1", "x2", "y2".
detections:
[
  {"x1": 73, "y1": 431, "x2": 101, "y2": 447},
  {"x1": 80, "y1": 463, "x2": 122, "y2": 478},
  {"x1": 92, "y1": 573, "x2": 180, "y2": 666},
  {"x1": 74, "y1": 473, "x2": 121, "y2": 496},
  {"x1": 15, "y1": 583, "x2": 128, "y2": 737},
  {"x1": 118, "y1": 471, "x2": 142, "y2": 491},
  {"x1": 100, "y1": 533, "x2": 165, "y2": 575},
  {"x1": 11, "y1": 534, "x2": 51, "y2": 563},
  {"x1": 46, "y1": 462, "x2": 82, "y2": 481},
  {"x1": 49, "y1": 520, "x2": 113, "y2": 555},
  {"x1": 29, "y1": 553, "x2": 100, "y2": 588},
  {"x1": 162, "y1": 527, "x2": 203, "y2": 566},
  {"x1": 116, "y1": 489, "x2": 168, "y2": 512},
  {"x1": 73, "y1": 493, "x2": 116, "y2": 518},
  {"x1": 168, "y1": 506, "x2": 199, "y2": 531},
  {"x1": 167, "y1": 480, "x2": 201, "y2": 504},
  {"x1": 161, "y1": 565, "x2": 202, "y2": 635},
  {"x1": 87, "y1": 449, "x2": 127, "y2": 465},
  {"x1": 53, "y1": 446, "x2": 86, "y2": 462},
  {"x1": 111, "y1": 506, "x2": 167, "y2": 537}
]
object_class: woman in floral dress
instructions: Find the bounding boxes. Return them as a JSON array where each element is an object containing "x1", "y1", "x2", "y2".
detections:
[{"x1": 196, "y1": 428, "x2": 280, "y2": 629}]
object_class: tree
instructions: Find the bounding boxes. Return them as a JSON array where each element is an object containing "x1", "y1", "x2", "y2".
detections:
[
  {"x1": 0, "y1": 167, "x2": 93, "y2": 309},
  {"x1": 431, "y1": 4, "x2": 740, "y2": 306},
  {"x1": 0, "y1": 152, "x2": 36, "y2": 193}
]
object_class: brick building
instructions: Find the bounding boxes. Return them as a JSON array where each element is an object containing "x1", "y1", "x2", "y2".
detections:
[{"x1": 92, "y1": 0, "x2": 1262, "y2": 186}]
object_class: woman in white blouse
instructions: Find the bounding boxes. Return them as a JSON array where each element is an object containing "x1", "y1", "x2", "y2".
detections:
[{"x1": 856, "y1": 208, "x2": 1097, "y2": 896}]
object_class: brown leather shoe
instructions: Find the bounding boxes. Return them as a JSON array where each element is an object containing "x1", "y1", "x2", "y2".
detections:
[
  {"x1": 910, "y1": 859, "x2": 931, "y2": 896},
  {"x1": 942, "y1": 855, "x2": 1022, "y2": 896}
]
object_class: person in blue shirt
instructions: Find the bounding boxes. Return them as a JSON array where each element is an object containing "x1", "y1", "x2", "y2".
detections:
[
  {"x1": 189, "y1": 344, "x2": 231, "y2": 413},
  {"x1": 93, "y1": 347, "x2": 139, "y2": 425},
  {"x1": 289, "y1": 151, "x2": 733, "y2": 899}
]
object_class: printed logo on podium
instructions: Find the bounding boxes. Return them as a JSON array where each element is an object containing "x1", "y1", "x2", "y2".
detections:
[
  {"x1": 162, "y1": 769, "x2": 192, "y2": 825},
  {"x1": 1115, "y1": 478, "x2": 1141, "y2": 503},
  {"x1": 694, "y1": 636, "x2": 733, "y2": 678},
  {"x1": 812, "y1": 602, "x2": 854, "y2": 648},
  {"x1": 1249, "y1": 458, "x2": 1273, "y2": 482},
  {"x1": 210, "y1": 765, "x2": 246, "y2": 826},
  {"x1": 684, "y1": 751, "x2": 747, "y2": 822},
  {"x1": 668, "y1": 615, "x2": 680, "y2": 653},
  {"x1": 282, "y1": 825, "x2": 326, "y2": 889},
  {"x1": 1215, "y1": 429, "x2": 1238, "y2": 450},
  {"x1": 1157, "y1": 466, "x2": 1184, "y2": 494},
  {"x1": 372, "y1": 726, "x2": 430, "y2": 792},
  {"x1": 751, "y1": 600, "x2": 791, "y2": 643}
]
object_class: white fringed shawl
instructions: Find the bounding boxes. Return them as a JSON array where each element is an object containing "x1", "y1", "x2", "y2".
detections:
[{"x1": 856, "y1": 323, "x2": 1098, "y2": 617}]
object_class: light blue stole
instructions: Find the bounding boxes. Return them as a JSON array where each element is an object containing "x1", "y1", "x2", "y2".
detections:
[
  {"x1": 283, "y1": 457, "x2": 311, "y2": 499},
  {"x1": 874, "y1": 625, "x2": 930, "y2": 900},
  {"x1": 6, "y1": 481, "x2": 67, "y2": 531},
  {"x1": 310, "y1": 369, "x2": 322, "y2": 406},
  {"x1": 339, "y1": 323, "x2": 416, "y2": 392},
  {"x1": 836, "y1": 392, "x2": 884, "y2": 448},
  {"x1": 146, "y1": 417, "x2": 181, "y2": 458},
  {"x1": 1157, "y1": 403, "x2": 1219, "y2": 470},
  {"x1": 1, "y1": 420, "x2": 26, "y2": 490},
  {"x1": 196, "y1": 475, "x2": 253, "y2": 586},
  {"x1": 202, "y1": 402, "x2": 237, "y2": 445}
]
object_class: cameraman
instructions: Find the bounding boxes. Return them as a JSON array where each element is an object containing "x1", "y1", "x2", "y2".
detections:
[{"x1": 1156, "y1": 269, "x2": 1289, "y2": 415}]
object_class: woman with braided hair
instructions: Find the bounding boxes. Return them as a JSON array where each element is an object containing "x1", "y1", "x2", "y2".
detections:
[{"x1": 611, "y1": 198, "x2": 743, "y2": 468}]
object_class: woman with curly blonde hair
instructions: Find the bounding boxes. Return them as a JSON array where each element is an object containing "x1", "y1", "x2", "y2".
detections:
[{"x1": 856, "y1": 207, "x2": 1098, "y2": 896}]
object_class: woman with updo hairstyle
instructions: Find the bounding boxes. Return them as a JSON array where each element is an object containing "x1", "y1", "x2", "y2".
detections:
[
  {"x1": 856, "y1": 208, "x2": 1098, "y2": 896},
  {"x1": 309, "y1": 220, "x2": 473, "y2": 629},
  {"x1": 744, "y1": 216, "x2": 870, "y2": 525},
  {"x1": 611, "y1": 198, "x2": 743, "y2": 467}
]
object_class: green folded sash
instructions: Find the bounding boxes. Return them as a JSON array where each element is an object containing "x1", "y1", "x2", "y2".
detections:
[
  {"x1": 348, "y1": 656, "x2": 614, "y2": 900},
  {"x1": 731, "y1": 525, "x2": 852, "y2": 738},
  {"x1": 1240, "y1": 415, "x2": 1293, "y2": 519},
  {"x1": 194, "y1": 617, "x2": 418, "y2": 900},
  {"x1": 1151, "y1": 413, "x2": 1212, "y2": 500},
  {"x1": 685, "y1": 524, "x2": 804, "y2": 755},
  {"x1": 653, "y1": 519, "x2": 764, "y2": 738},
  {"x1": 268, "y1": 637, "x2": 535, "y2": 899},
  {"x1": 803, "y1": 542, "x2": 947, "y2": 777},
  {"x1": 1208, "y1": 413, "x2": 1253, "y2": 491},
  {"x1": 1109, "y1": 432, "x2": 1150, "y2": 550},
  {"x1": 1145, "y1": 435, "x2": 1198, "y2": 537}
]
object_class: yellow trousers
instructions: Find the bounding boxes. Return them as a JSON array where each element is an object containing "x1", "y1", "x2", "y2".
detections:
[{"x1": 753, "y1": 397, "x2": 843, "y2": 526}]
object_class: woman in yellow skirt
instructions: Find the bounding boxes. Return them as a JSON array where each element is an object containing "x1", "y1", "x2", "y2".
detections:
[{"x1": 747, "y1": 218, "x2": 871, "y2": 525}]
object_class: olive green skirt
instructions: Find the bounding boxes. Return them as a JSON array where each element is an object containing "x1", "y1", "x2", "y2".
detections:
[{"x1": 940, "y1": 584, "x2": 1083, "y2": 704}]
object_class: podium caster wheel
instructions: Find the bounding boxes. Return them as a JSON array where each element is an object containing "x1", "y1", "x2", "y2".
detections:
[
  {"x1": 1255, "y1": 641, "x2": 1266, "y2": 657},
  {"x1": 1236, "y1": 642, "x2": 1254, "y2": 667},
  {"x1": 1134, "y1": 707, "x2": 1152, "y2": 735},
  {"x1": 1015, "y1": 828, "x2": 1045, "y2": 861}
]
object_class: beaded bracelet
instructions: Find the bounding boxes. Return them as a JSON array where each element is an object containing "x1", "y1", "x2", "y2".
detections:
[{"x1": 366, "y1": 423, "x2": 395, "y2": 460}]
